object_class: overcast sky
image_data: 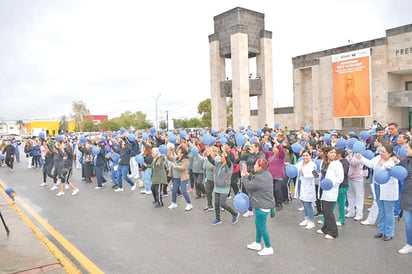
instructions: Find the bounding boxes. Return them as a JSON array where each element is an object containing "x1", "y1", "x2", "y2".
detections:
[{"x1": 0, "y1": 0, "x2": 411, "y2": 125}]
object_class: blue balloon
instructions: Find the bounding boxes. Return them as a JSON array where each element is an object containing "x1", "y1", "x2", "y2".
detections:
[
  {"x1": 374, "y1": 169, "x2": 390, "y2": 184},
  {"x1": 336, "y1": 138, "x2": 347, "y2": 149},
  {"x1": 348, "y1": 138, "x2": 358, "y2": 149},
  {"x1": 235, "y1": 134, "x2": 246, "y2": 147},
  {"x1": 322, "y1": 134, "x2": 331, "y2": 143},
  {"x1": 250, "y1": 136, "x2": 258, "y2": 144},
  {"x1": 291, "y1": 143, "x2": 303, "y2": 154},
  {"x1": 211, "y1": 129, "x2": 217, "y2": 136},
  {"x1": 320, "y1": 178, "x2": 333, "y2": 190},
  {"x1": 100, "y1": 136, "x2": 107, "y2": 143},
  {"x1": 256, "y1": 129, "x2": 262, "y2": 136},
  {"x1": 270, "y1": 132, "x2": 276, "y2": 139},
  {"x1": 390, "y1": 166, "x2": 408, "y2": 180},
  {"x1": 159, "y1": 144, "x2": 168, "y2": 155},
  {"x1": 274, "y1": 122, "x2": 280, "y2": 129},
  {"x1": 135, "y1": 154, "x2": 144, "y2": 164},
  {"x1": 38, "y1": 132, "x2": 46, "y2": 139},
  {"x1": 168, "y1": 133, "x2": 176, "y2": 144},
  {"x1": 92, "y1": 145, "x2": 100, "y2": 155},
  {"x1": 286, "y1": 164, "x2": 298, "y2": 178},
  {"x1": 142, "y1": 133, "x2": 149, "y2": 141},
  {"x1": 246, "y1": 130, "x2": 253, "y2": 138},
  {"x1": 127, "y1": 133, "x2": 136, "y2": 142},
  {"x1": 359, "y1": 130, "x2": 370, "y2": 141},
  {"x1": 79, "y1": 136, "x2": 87, "y2": 145},
  {"x1": 149, "y1": 127, "x2": 156, "y2": 135},
  {"x1": 219, "y1": 137, "x2": 228, "y2": 145},
  {"x1": 304, "y1": 125, "x2": 311, "y2": 132},
  {"x1": 120, "y1": 127, "x2": 126, "y2": 134},
  {"x1": 239, "y1": 125, "x2": 245, "y2": 131},
  {"x1": 202, "y1": 134, "x2": 212, "y2": 146},
  {"x1": 352, "y1": 141, "x2": 366, "y2": 154},
  {"x1": 218, "y1": 133, "x2": 224, "y2": 139},
  {"x1": 263, "y1": 143, "x2": 271, "y2": 151},
  {"x1": 233, "y1": 192, "x2": 250, "y2": 213},
  {"x1": 361, "y1": 150, "x2": 375, "y2": 160},
  {"x1": 190, "y1": 147, "x2": 199, "y2": 156},
  {"x1": 180, "y1": 130, "x2": 187, "y2": 139}
]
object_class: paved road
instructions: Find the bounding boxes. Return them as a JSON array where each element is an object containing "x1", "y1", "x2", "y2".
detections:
[{"x1": 0, "y1": 160, "x2": 411, "y2": 274}]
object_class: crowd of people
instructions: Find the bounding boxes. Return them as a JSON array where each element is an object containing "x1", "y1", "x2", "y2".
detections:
[{"x1": 1, "y1": 120, "x2": 412, "y2": 255}]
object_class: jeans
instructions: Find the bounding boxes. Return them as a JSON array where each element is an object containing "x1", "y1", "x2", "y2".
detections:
[
  {"x1": 403, "y1": 210, "x2": 412, "y2": 245},
  {"x1": 109, "y1": 167, "x2": 118, "y2": 185},
  {"x1": 375, "y1": 183, "x2": 395, "y2": 237},
  {"x1": 302, "y1": 201, "x2": 314, "y2": 221},
  {"x1": 172, "y1": 178, "x2": 191, "y2": 204},
  {"x1": 95, "y1": 166, "x2": 104, "y2": 187},
  {"x1": 255, "y1": 208, "x2": 271, "y2": 248},
  {"x1": 143, "y1": 168, "x2": 152, "y2": 192},
  {"x1": 117, "y1": 164, "x2": 135, "y2": 189}
]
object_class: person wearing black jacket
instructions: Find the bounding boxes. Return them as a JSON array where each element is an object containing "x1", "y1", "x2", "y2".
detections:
[{"x1": 2, "y1": 141, "x2": 15, "y2": 171}]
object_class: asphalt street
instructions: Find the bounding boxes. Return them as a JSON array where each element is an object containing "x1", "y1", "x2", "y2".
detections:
[{"x1": 0, "y1": 158, "x2": 411, "y2": 274}]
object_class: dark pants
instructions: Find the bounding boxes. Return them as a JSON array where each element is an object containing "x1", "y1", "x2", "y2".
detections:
[
  {"x1": 5, "y1": 156, "x2": 14, "y2": 169},
  {"x1": 95, "y1": 166, "x2": 104, "y2": 187},
  {"x1": 214, "y1": 192, "x2": 236, "y2": 220},
  {"x1": 315, "y1": 184, "x2": 323, "y2": 214},
  {"x1": 273, "y1": 178, "x2": 284, "y2": 206},
  {"x1": 205, "y1": 179, "x2": 214, "y2": 208},
  {"x1": 43, "y1": 161, "x2": 55, "y2": 183},
  {"x1": 151, "y1": 184, "x2": 163, "y2": 205},
  {"x1": 321, "y1": 200, "x2": 338, "y2": 238},
  {"x1": 193, "y1": 173, "x2": 206, "y2": 197},
  {"x1": 229, "y1": 172, "x2": 240, "y2": 197}
]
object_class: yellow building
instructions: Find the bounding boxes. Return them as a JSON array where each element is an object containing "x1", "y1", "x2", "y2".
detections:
[{"x1": 24, "y1": 120, "x2": 76, "y2": 137}]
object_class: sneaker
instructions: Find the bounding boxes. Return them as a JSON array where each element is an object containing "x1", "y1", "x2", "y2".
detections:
[
  {"x1": 114, "y1": 188, "x2": 124, "y2": 192},
  {"x1": 145, "y1": 191, "x2": 152, "y2": 195},
  {"x1": 398, "y1": 244, "x2": 412, "y2": 254},
  {"x1": 299, "y1": 219, "x2": 308, "y2": 226},
  {"x1": 212, "y1": 218, "x2": 222, "y2": 225},
  {"x1": 318, "y1": 219, "x2": 324, "y2": 224},
  {"x1": 345, "y1": 213, "x2": 355, "y2": 218},
  {"x1": 95, "y1": 186, "x2": 102, "y2": 190},
  {"x1": 111, "y1": 184, "x2": 118, "y2": 189},
  {"x1": 361, "y1": 220, "x2": 374, "y2": 226},
  {"x1": 131, "y1": 184, "x2": 136, "y2": 191},
  {"x1": 188, "y1": 188, "x2": 195, "y2": 193},
  {"x1": 354, "y1": 216, "x2": 363, "y2": 221},
  {"x1": 220, "y1": 208, "x2": 226, "y2": 213},
  {"x1": 185, "y1": 204, "x2": 193, "y2": 211},
  {"x1": 50, "y1": 185, "x2": 58, "y2": 191},
  {"x1": 232, "y1": 212, "x2": 240, "y2": 224},
  {"x1": 324, "y1": 234, "x2": 335, "y2": 240},
  {"x1": 40, "y1": 182, "x2": 47, "y2": 187},
  {"x1": 64, "y1": 184, "x2": 69, "y2": 190},
  {"x1": 227, "y1": 195, "x2": 231, "y2": 200},
  {"x1": 317, "y1": 229, "x2": 324, "y2": 234},
  {"x1": 168, "y1": 203, "x2": 178, "y2": 209},
  {"x1": 258, "y1": 247, "x2": 274, "y2": 256},
  {"x1": 204, "y1": 207, "x2": 214, "y2": 212},
  {"x1": 141, "y1": 190, "x2": 147, "y2": 194},
  {"x1": 243, "y1": 210, "x2": 254, "y2": 218},
  {"x1": 72, "y1": 189, "x2": 80, "y2": 196},
  {"x1": 305, "y1": 222, "x2": 315, "y2": 230},
  {"x1": 163, "y1": 194, "x2": 168, "y2": 197},
  {"x1": 336, "y1": 221, "x2": 343, "y2": 226},
  {"x1": 247, "y1": 242, "x2": 262, "y2": 251},
  {"x1": 298, "y1": 206, "x2": 304, "y2": 211},
  {"x1": 56, "y1": 191, "x2": 65, "y2": 196}
]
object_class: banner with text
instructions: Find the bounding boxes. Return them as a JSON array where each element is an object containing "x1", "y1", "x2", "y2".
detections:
[{"x1": 332, "y1": 48, "x2": 371, "y2": 117}]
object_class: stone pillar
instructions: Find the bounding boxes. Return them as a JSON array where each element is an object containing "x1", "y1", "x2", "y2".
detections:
[
  {"x1": 231, "y1": 30, "x2": 250, "y2": 130},
  {"x1": 209, "y1": 38, "x2": 227, "y2": 130},
  {"x1": 256, "y1": 31, "x2": 274, "y2": 128}
]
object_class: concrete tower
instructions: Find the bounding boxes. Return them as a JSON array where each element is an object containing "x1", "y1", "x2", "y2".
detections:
[{"x1": 209, "y1": 7, "x2": 274, "y2": 130}]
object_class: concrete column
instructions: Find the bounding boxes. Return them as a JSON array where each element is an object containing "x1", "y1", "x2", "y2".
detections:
[
  {"x1": 231, "y1": 32, "x2": 250, "y2": 130},
  {"x1": 257, "y1": 35, "x2": 274, "y2": 128},
  {"x1": 209, "y1": 39, "x2": 227, "y2": 130}
]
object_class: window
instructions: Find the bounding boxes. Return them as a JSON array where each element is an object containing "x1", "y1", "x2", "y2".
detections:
[
  {"x1": 405, "y1": 81, "x2": 412, "y2": 91},
  {"x1": 342, "y1": 118, "x2": 365, "y2": 128}
]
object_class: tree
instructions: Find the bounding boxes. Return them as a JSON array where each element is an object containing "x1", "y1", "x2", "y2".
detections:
[
  {"x1": 198, "y1": 99, "x2": 211, "y2": 128},
  {"x1": 159, "y1": 120, "x2": 167, "y2": 130},
  {"x1": 59, "y1": 115, "x2": 68, "y2": 134},
  {"x1": 71, "y1": 100, "x2": 90, "y2": 131}
]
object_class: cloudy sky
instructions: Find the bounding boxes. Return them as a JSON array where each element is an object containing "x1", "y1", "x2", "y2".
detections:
[{"x1": 0, "y1": 0, "x2": 411, "y2": 125}]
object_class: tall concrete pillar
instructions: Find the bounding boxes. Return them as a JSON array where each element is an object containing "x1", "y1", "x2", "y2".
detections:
[{"x1": 209, "y1": 7, "x2": 274, "y2": 130}]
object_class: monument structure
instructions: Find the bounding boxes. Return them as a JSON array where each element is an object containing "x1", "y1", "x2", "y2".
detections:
[{"x1": 209, "y1": 7, "x2": 274, "y2": 130}]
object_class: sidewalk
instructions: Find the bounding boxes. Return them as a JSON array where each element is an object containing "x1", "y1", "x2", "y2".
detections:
[{"x1": 0, "y1": 194, "x2": 66, "y2": 274}]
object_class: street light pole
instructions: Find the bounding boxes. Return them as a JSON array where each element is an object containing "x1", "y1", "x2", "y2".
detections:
[{"x1": 155, "y1": 94, "x2": 161, "y2": 129}]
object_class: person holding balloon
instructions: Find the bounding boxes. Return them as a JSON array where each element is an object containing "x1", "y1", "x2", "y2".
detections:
[
  {"x1": 393, "y1": 142, "x2": 412, "y2": 254},
  {"x1": 150, "y1": 147, "x2": 168, "y2": 207},
  {"x1": 202, "y1": 146, "x2": 217, "y2": 212},
  {"x1": 241, "y1": 158, "x2": 276, "y2": 255},
  {"x1": 294, "y1": 150, "x2": 317, "y2": 229},
  {"x1": 357, "y1": 143, "x2": 399, "y2": 241},
  {"x1": 112, "y1": 139, "x2": 137, "y2": 192},
  {"x1": 317, "y1": 146, "x2": 344, "y2": 239}
]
